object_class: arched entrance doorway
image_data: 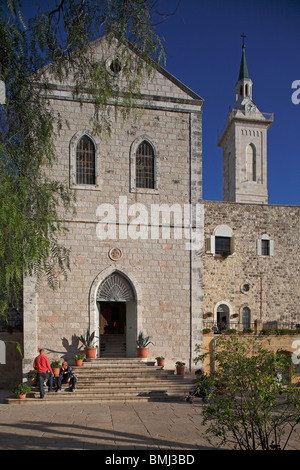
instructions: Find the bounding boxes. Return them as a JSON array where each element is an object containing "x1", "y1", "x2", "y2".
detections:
[
  {"x1": 216, "y1": 303, "x2": 230, "y2": 331},
  {"x1": 96, "y1": 271, "x2": 137, "y2": 357}
]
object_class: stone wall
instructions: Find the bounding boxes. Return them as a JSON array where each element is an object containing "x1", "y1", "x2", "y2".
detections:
[
  {"x1": 33, "y1": 230, "x2": 192, "y2": 369},
  {"x1": 22, "y1": 53, "x2": 204, "y2": 373},
  {"x1": 203, "y1": 200, "x2": 299, "y2": 330}
]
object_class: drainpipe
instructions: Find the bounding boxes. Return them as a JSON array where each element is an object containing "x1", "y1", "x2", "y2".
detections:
[
  {"x1": 260, "y1": 274, "x2": 262, "y2": 320},
  {"x1": 213, "y1": 337, "x2": 217, "y2": 373}
]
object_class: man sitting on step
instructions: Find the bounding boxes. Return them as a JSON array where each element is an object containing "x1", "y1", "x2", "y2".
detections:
[{"x1": 56, "y1": 361, "x2": 77, "y2": 392}]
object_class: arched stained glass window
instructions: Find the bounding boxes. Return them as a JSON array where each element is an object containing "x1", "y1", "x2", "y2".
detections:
[
  {"x1": 76, "y1": 135, "x2": 96, "y2": 185},
  {"x1": 136, "y1": 140, "x2": 155, "y2": 189}
]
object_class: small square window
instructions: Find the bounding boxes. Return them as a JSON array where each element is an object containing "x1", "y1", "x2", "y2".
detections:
[
  {"x1": 215, "y1": 236, "x2": 231, "y2": 255},
  {"x1": 257, "y1": 236, "x2": 274, "y2": 256}
]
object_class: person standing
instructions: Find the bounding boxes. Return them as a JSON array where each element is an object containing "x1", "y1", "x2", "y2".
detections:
[{"x1": 33, "y1": 349, "x2": 54, "y2": 399}]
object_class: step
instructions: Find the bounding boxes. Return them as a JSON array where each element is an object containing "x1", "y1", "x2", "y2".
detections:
[
  {"x1": 6, "y1": 384, "x2": 194, "y2": 404},
  {"x1": 6, "y1": 359, "x2": 195, "y2": 404},
  {"x1": 30, "y1": 382, "x2": 192, "y2": 395},
  {"x1": 79, "y1": 358, "x2": 155, "y2": 367},
  {"x1": 100, "y1": 335, "x2": 126, "y2": 358},
  {"x1": 72, "y1": 373, "x2": 185, "y2": 382},
  {"x1": 5, "y1": 393, "x2": 187, "y2": 404},
  {"x1": 72, "y1": 368, "x2": 176, "y2": 376}
]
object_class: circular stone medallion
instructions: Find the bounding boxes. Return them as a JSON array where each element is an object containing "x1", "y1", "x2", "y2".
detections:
[{"x1": 108, "y1": 248, "x2": 122, "y2": 261}]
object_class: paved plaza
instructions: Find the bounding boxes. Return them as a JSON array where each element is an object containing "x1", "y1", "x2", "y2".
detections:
[
  {"x1": 0, "y1": 391, "x2": 214, "y2": 451},
  {"x1": 0, "y1": 389, "x2": 299, "y2": 453}
]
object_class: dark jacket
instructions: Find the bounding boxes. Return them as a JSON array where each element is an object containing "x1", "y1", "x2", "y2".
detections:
[{"x1": 59, "y1": 365, "x2": 75, "y2": 380}]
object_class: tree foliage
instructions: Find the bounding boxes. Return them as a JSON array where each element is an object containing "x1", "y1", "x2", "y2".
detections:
[
  {"x1": 0, "y1": 0, "x2": 168, "y2": 318},
  {"x1": 194, "y1": 335, "x2": 300, "y2": 450}
]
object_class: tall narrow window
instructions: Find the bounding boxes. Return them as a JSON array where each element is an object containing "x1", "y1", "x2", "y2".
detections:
[
  {"x1": 136, "y1": 141, "x2": 155, "y2": 189},
  {"x1": 261, "y1": 239, "x2": 270, "y2": 256},
  {"x1": 242, "y1": 307, "x2": 251, "y2": 329},
  {"x1": 76, "y1": 135, "x2": 96, "y2": 185},
  {"x1": 257, "y1": 234, "x2": 274, "y2": 257},
  {"x1": 246, "y1": 144, "x2": 256, "y2": 181}
]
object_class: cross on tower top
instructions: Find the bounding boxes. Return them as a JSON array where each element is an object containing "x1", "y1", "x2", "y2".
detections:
[{"x1": 241, "y1": 33, "x2": 247, "y2": 48}]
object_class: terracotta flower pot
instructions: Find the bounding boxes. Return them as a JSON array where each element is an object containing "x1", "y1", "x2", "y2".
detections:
[
  {"x1": 156, "y1": 358, "x2": 165, "y2": 367},
  {"x1": 75, "y1": 359, "x2": 83, "y2": 367},
  {"x1": 137, "y1": 347, "x2": 148, "y2": 358},
  {"x1": 53, "y1": 367, "x2": 60, "y2": 377},
  {"x1": 17, "y1": 394, "x2": 26, "y2": 399},
  {"x1": 176, "y1": 366, "x2": 185, "y2": 375},
  {"x1": 85, "y1": 347, "x2": 97, "y2": 359}
]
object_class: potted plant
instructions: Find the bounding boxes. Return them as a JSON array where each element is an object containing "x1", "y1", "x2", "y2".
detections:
[
  {"x1": 155, "y1": 356, "x2": 165, "y2": 367},
  {"x1": 12, "y1": 383, "x2": 31, "y2": 399},
  {"x1": 28, "y1": 369, "x2": 38, "y2": 386},
  {"x1": 221, "y1": 250, "x2": 229, "y2": 260},
  {"x1": 242, "y1": 328, "x2": 254, "y2": 335},
  {"x1": 51, "y1": 360, "x2": 61, "y2": 377},
  {"x1": 261, "y1": 328, "x2": 277, "y2": 336},
  {"x1": 79, "y1": 329, "x2": 98, "y2": 359},
  {"x1": 203, "y1": 328, "x2": 213, "y2": 335},
  {"x1": 221, "y1": 329, "x2": 237, "y2": 335},
  {"x1": 136, "y1": 331, "x2": 153, "y2": 358},
  {"x1": 73, "y1": 353, "x2": 85, "y2": 367},
  {"x1": 175, "y1": 361, "x2": 185, "y2": 375},
  {"x1": 203, "y1": 312, "x2": 213, "y2": 319}
]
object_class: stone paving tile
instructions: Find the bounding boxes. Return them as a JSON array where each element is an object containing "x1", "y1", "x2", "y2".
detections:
[{"x1": 0, "y1": 390, "x2": 299, "y2": 452}]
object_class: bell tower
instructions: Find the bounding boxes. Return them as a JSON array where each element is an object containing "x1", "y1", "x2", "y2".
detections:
[{"x1": 218, "y1": 37, "x2": 273, "y2": 204}]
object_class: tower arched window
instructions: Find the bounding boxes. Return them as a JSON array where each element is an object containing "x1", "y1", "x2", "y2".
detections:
[
  {"x1": 246, "y1": 143, "x2": 256, "y2": 181},
  {"x1": 136, "y1": 140, "x2": 155, "y2": 189},
  {"x1": 76, "y1": 135, "x2": 96, "y2": 185}
]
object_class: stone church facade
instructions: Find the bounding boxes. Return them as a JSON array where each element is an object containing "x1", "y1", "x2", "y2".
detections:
[{"x1": 19, "y1": 39, "x2": 299, "y2": 376}]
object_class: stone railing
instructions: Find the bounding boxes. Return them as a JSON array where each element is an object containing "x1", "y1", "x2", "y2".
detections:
[{"x1": 217, "y1": 108, "x2": 274, "y2": 144}]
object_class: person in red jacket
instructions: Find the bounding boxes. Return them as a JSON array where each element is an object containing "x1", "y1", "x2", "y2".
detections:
[{"x1": 33, "y1": 349, "x2": 54, "y2": 399}]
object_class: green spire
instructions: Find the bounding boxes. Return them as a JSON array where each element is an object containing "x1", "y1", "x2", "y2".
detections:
[{"x1": 238, "y1": 44, "x2": 249, "y2": 81}]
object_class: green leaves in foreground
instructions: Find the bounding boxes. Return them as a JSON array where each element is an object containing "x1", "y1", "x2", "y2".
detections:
[{"x1": 194, "y1": 335, "x2": 300, "y2": 450}]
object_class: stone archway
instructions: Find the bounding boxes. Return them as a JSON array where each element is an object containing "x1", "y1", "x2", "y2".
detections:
[
  {"x1": 89, "y1": 268, "x2": 138, "y2": 357},
  {"x1": 97, "y1": 272, "x2": 136, "y2": 303},
  {"x1": 214, "y1": 301, "x2": 232, "y2": 331}
]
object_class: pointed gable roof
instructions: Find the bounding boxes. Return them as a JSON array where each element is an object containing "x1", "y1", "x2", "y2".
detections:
[{"x1": 238, "y1": 45, "x2": 250, "y2": 81}]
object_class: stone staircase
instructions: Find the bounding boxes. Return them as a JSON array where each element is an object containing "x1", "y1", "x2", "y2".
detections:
[
  {"x1": 6, "y1": 358, "x2": 195, "y2": 404},
  {"x1": 100, "y1": 334, "x2": 126, "y2": 358}
]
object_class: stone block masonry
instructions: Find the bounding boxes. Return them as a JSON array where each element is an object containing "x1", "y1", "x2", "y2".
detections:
[
  {"x1": 203, "y1": 200, "x2": 300, "y2": 329},
  {"x1": 22, "y1": 45, "x2": 204, "y2": 373}
]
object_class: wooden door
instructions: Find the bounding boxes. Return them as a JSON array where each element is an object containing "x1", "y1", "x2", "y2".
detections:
[{"x1": 99, "y1": 302, "x2": 125, "y2": 335}]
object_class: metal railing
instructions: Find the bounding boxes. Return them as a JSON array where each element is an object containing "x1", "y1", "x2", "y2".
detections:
[
  {"x1": 203, "y1": 320, "x2": 255, "y2": 333},
  {"x1": 263, "y1": 320, "x2": 300, "y2": 330}
]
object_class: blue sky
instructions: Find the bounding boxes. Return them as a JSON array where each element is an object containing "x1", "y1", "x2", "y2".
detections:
[
  {"x1": 18, "y1": 0, "x2": 300, "y2": 205},
  {"x1": 154, "y1": 0, "x2": 300, "y2": 205}
]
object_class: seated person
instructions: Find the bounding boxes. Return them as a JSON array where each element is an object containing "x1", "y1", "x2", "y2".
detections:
[{"x1": 56, "y1": 361, "x2": 77, "y2": 392}]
